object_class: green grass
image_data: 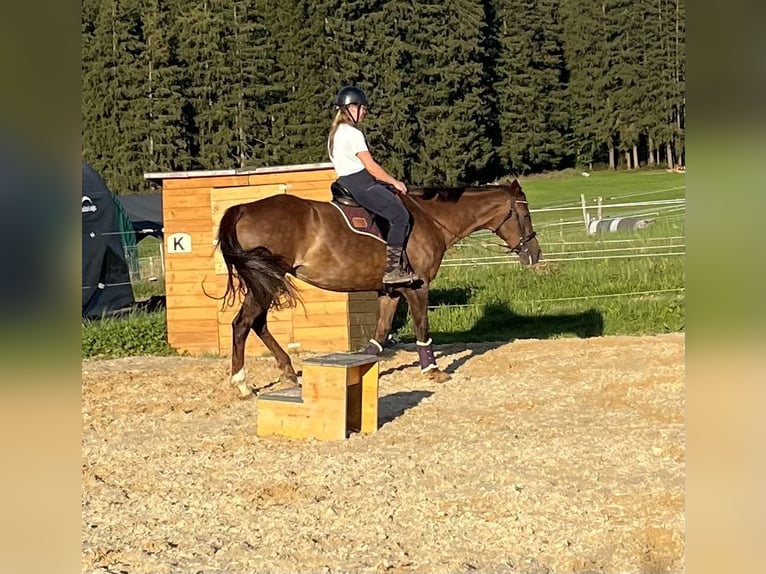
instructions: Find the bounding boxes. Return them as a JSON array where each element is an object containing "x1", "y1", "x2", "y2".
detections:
[{"x1": 82, "y1": 310, "x2": 176, "y2": 359}]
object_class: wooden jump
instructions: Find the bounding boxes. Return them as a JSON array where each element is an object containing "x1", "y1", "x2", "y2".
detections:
[{"x1": 256, "y1": 353, "x2": 379, "y2": 441}]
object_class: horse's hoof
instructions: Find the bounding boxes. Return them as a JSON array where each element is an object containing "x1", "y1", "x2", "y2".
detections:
[
  {"x1": 280, "y1": 373, "x2": 299, "y2": 386},
  {"x1": 236, "y1": 383, "x2": 253, "y2": 399},
  {"x1": 426, "y1": 369, "x2": 451, "y2": 383}
]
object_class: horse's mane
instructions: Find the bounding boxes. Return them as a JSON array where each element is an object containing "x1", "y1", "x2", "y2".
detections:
[{"x1": 409, "y1": 184, "x2": 518, "y2": 203}]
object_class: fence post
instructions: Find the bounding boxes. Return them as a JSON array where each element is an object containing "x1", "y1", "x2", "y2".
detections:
[{"x1": 580, "y1": 194, "x2": 589, "y2": 233}]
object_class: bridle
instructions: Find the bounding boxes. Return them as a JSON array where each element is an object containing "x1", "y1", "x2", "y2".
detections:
[{"x1": 491, "y1": 198, "x2": 537, "y2": 254}]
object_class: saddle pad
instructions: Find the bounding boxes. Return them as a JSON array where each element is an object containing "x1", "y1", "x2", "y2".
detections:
[{"x1": 329, "y1": 202, "x2": 386, "y2": 243}]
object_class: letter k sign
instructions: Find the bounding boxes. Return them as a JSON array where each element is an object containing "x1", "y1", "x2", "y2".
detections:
[{"x1": 167, "y1": 232, "x2": 192, "y2": 254}]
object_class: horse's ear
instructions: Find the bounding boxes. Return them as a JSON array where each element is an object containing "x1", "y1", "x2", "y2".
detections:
[{"x1": 509, "y1": 179, "x2": 521, "y2": 191}]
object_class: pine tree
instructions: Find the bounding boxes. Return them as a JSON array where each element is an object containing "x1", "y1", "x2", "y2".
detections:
[
  {"x1": 561, "y1": 0, "x2": 618, "y2": 168},
  {"x1": 82, "y1": 0, "x2": 152, "y2": 193},
  {"x1": 492, "y1": 0, "x2": 571, "y2": 174},
  {"x1": 141, "y1": 0, "x2": 189, "y2": 175}
]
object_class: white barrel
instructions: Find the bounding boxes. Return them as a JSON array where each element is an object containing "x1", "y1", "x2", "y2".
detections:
[{"x1": 588, "y1": 217, "x2": 654, "y2": 234}]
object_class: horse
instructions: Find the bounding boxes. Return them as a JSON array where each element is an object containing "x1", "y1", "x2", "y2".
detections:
[{"x1": 217, "y1": 179, "x2": 541, "y2": 397}]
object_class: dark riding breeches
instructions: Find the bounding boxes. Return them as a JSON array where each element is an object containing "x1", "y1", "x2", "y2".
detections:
[{"x1": 337, "y1": 170, "x2": 409, "y2": 247}]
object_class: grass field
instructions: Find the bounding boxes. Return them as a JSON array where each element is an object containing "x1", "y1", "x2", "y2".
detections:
[{"x1": 87, "y1": 168, "x2": 685, "y2": 358}]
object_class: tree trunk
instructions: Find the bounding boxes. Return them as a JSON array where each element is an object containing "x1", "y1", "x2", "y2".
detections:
[
  {"x1": 666, "y1": 142, "x2": 674, "y2": 170},
  {"x1": 648, "y1": 137, "x2": 655, "y2": 165},
  {"x1": 625, "y1": 150, "x2": 632, "y2": 170},
  {"x1": 608, "y1": 141, "x2": 616, "y2": 169},
  {"x1": 633, "y1": 145, "x2": 639, "y2": 169}
]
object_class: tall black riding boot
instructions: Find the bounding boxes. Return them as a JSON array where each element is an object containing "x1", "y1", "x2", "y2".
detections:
[{"x1": 383, "y1": 246, "x2": 416, "y2": 285}]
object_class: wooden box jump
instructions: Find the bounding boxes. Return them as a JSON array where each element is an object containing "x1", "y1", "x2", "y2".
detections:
[{"x1": 256, "y1": 353, "x2": 379, "y2": 441}]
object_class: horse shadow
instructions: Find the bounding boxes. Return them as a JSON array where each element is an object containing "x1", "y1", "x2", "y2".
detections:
[
  {"x1": 378, "y1": 390, "x2": 434, "y2": 427},
  {"x1": 384, "y1": 295, "x2": 604, "y2": 376}
]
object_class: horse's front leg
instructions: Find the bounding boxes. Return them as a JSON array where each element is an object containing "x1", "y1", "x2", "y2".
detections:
[
  {"x1": 363, "y1": 291, "x2": 401, "y2": 355},
  {"x1": 401, "y1": 285, "x2": 450, "y2": 383}
]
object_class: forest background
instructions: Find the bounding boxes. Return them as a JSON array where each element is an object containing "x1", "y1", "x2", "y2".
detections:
[{"x1": 82, "y1": 0, "x2": 685, "y2": 194}]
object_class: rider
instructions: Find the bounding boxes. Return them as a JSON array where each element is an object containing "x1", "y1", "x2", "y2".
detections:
[{"x1": 328, "y1": 85, "x2": 418, "y2": 285}]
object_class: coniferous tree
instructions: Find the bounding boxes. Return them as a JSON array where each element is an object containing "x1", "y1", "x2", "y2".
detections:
[
  {"x1": 493, "y1": 0, "x2": 571, "y2": 174},
  {"x1": 83, "y1": 0, "x2": 151, "y2": 193},
  {"x1": 141, "y1": 0, "x2": 189, "y2": 175},
  {"x1": 81, "y1": 0, "x2": 684, "y2": 182},
  {"x1": 176, "y1": 0, "x2": 239, "y2": 169},
  {"x1": 561, "y1": 0, "x2": 618, "y2": 168}
]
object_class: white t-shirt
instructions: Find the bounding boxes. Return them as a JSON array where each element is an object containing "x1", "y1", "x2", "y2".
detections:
[{"x1": 329, "y1": 123, "x2": 369, "y2": 176}]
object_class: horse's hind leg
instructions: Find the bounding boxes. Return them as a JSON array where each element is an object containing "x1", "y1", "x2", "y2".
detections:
[
  {"x1": 230, "y1": 292, "x2": 298, "y2": 398},
  {"x1": 252, "y1": 309, "x2": 298, "y2": 386},
  {"x1": 363, "y1": 291, "x2": 401, "y2": 355},
  {"x1": 230, "y1": 292, "x2": 262, "y2": 398}
]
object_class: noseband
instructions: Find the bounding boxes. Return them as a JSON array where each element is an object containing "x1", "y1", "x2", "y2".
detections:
[{"x1": 492, "y1": 198, "x2": 537, "y2": 254}]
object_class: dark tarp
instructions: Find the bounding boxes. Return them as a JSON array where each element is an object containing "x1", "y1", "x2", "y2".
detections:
[
  {"x1": 117, "y1": 193, "x2": 163, "y2": 240},
  {"x1": 82, "y1": 162, "x2": 135, "y2": 319}
]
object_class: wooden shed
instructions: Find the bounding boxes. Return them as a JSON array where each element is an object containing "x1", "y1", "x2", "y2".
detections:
[{"x1": 144, "y1": 163, "x2": 378, "y2": 357}]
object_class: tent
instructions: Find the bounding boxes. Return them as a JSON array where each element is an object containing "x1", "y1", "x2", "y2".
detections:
[
  {"x1": 82, "y1": 162, "x2": 136, "y2": 319},
  {"x1": 117, "y1": 193, "x2": 163, "y2": 241}
]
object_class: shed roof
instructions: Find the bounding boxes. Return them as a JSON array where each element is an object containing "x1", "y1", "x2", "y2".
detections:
[{"x1": 143, "y1": 162, "x2": 334, "y2": 183}]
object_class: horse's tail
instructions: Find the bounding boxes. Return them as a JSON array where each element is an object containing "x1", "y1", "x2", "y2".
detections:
[{"x1": 217, "y1": 204, "x2": 298, "y2": 311}]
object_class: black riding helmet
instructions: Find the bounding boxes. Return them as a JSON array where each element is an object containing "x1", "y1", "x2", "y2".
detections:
[{"x1": 335, "y1": 86, "x2": 368, "y2": 109}]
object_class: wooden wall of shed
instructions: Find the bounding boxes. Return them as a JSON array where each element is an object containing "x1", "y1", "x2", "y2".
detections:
[{"x1": 162, "y1": 166, "x2": 378, "y2": 356}]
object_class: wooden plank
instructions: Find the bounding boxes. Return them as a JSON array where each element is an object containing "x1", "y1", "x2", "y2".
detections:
[
  {"x1": 257, "y1": 400, "x2": 313, "y2": 439},
  {"x1": 168, "y1": 342, "x2": 221, "y2": 355},
  {"x1": 163, "y1": 220, "x2": 219, "y2": 233},
  {"x1": 284, "y1": 182, "x2": 333, "y2": 195},
  {"x1": 348, "y1": 291, "x2": 379, "y2": 302},
  {"x1": 162, "y1": 188, "x2": 211, "y2": 209},
  {"x1": 164, "y1": 206, "x2": 215, "y2": 222},
  {"x1": 167, "y1": 291, "x2": 218, "y2": 307},
  {"x1": 164, "y1": 256, "x2": 214, "y2": 272},
  {"x1": 165, "y1": 270, "x2": 220, "y2": 285},
  {"x1": 210, "y1": 184, "x2": 285, "y2": 204},
  {"x1": 348, "y1": 299, "x2": 381, "y2": 314},
  {"x1": 349, "y1": 312, "x2": 378, "y2": 326},
  {"x1": 293, "y1": 287, "x2": 350, "y2": 302},
  {"x1": 294, "y1": 300, "x2": 350, "y2": 315},
  {"x1": 359, "y1": 362, "x2": 379, "y2": 433},
  {"x1": 292, "y1": 312, "x2": 352, "y2": 329},
  {"x1": 167, "y1": 307, "x2": 221, "y2": 321},
  {"x1": 168, "y1": 321, "x2": 219, "y2": 338},
  {"x1": 293, "y1": 325, "x2": 349, "y2": 341},
  {"x1": 164, "y1": 175, "x2": 250, "y2": 190},
  {"x1": 167, "y1": 281, "x2": 222, "y2": 297},
  {"x1": 248, "y1": 169, "x2": 335, "y2": 186}
]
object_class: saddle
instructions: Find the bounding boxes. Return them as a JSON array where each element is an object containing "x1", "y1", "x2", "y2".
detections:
[{"x1": 329, "y1": 181, "x2": 386, "y2": 242}]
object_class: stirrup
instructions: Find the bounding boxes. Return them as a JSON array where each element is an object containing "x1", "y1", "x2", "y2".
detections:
[{"x1": 383, "y1": 269, "x2": 416, "y2": 285}]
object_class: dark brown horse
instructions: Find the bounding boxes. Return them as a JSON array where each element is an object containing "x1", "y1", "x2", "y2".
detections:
[{"x1": 217, "y1": 180, "x2": 541, "y2": 397}]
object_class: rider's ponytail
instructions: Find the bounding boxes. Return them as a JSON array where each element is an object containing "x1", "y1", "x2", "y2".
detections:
[{"x1": 327, "y1": 109, "x2": 352, "y2": 158}]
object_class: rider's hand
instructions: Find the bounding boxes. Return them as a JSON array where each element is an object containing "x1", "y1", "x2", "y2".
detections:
[{"x1": 392, "y1": 180, "x2": 408, "y2": 195}]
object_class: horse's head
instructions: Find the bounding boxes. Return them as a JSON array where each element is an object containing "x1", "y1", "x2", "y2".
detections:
[{"x1": 491, "y1": 180, "x2": 541, "y2": 266}]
